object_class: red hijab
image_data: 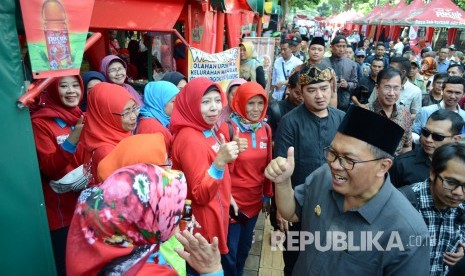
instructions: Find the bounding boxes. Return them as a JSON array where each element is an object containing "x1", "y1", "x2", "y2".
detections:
[
  {"x1": 231, "y1": 81, "x2": 268, "y2": 123},
  {"x1": 81, "y1": 82, "x2": 135, "y2": 154},
  {"x1": 169, "y1": 77, "x2": 227, "y2": 135},
  {"x1": 31, "y1": 76, "x2": 84, "y2": 125}
]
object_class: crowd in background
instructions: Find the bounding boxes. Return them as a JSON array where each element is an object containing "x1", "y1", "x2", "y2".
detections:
[{"x1": 28, "y1": 24, "x2": 465, "y2": 276}]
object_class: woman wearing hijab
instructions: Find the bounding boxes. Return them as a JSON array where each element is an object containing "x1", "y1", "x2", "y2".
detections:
[
  {"x1": 218, "y1": 82, "x2": 273, "y2": 275},
  {"x1": 420, "y1": 57, "x2": 437, "y2": 93},
  {"x1": 136, "y1": 81, "x2": 179, "y2": 153},
  {"x1": 170, "y1": 77, "x2": 239, "y2": 270},
  {"x1": 216, "y1": 78, "x2": 247, "y2": 129},
  {"x1": 96, "y1": 133, "x2": 189, "y2": 275},
  {"x1": 100, "y1": 54, "x2": 143, "y2": 105},
  {"x1": 31, "y1": 75, "x2": 86, "y2": 275},
  {"x1": 239, "y1": 41, "x2": 266, "y2": 89},
  {"x1": 80, "y1": 83, "x2": 138, "y2": 185},
  {"x1": 80, "y1": 71, "x2": 106, "y2": 111},
  {"x1": 66, "y1": 163, "x2": 188, "y2": 275},
  {"x1": 162, "y1": 71, "x2": 188, "y2": 89}
]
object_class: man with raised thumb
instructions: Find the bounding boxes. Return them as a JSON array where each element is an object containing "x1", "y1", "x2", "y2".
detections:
[{"x1": 265, "y1": 105, "x2": 431, "y2": 275}]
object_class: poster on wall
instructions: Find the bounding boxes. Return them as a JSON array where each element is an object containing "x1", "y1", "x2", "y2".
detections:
[
  {"x1": 187, "y1": 47, "x2": 240, "y2": 82},
  {"x1": 192, "y1": 8, "x2": 203, "y2": 43},
  {"x1": 241, "y1": 37, "x2": 276, "y2": 92},
  {"x1": 20, "y1": 0, "x2": 94, "y2": 79}
]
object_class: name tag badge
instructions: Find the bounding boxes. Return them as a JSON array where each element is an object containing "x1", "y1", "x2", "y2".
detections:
[
  {"x1": 56, "y1": 134, "x2": 69, "y2": 145},
  {"x1": 211, "y1": 143, "x2": 220, "y2": 153}
]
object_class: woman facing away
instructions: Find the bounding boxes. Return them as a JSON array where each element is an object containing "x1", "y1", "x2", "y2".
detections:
[
  {"x1": 80, "y1": 71, "x2": 106, "y2": 112},
  {"x1": 31, "y1": 75, "x2": 86, "y2": 275},
  {"x1": 135, "y1": 81, "x2": 180, "y2": 154},
  {"x1": 66, "y1": 160, "x2": 223, "y2": 276},
  {"x1": 169, "y1": 77, "x2": 239, "y2": 272},
  {"x1": 80, "y1": 82, "x2": 138, "y2": 185},
  {"x1": 219, "y1": 81, "x2": 273, "y2": 275},
  {"x1": 162, "y1": 71, "x2": 188, "y2": 90},
  {"x1": 100, "y1": 54, "x2": 143, "y2": 105}
]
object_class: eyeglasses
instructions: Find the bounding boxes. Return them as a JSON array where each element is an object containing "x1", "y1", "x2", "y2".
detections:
[
  {"x1": 108, "y1": 66, "x2": 126, "y2": 75},
  {"x1": 421, "y1": 127, "x2": 453, "y2": 142},
  {"x1": 438, "y1": 174, "x2": 465, "y2": 193},
  {"x1": 323, "y1": 147, "x2": 384, "y2": 170},
  {"x1": 112, "y1": 105, "x2": 140, "y2": 119},
  {"x1": 380, "y1": 85, "x2": 402, "y2": 93}
]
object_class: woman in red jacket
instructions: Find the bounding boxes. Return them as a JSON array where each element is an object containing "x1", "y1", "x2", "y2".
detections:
[
  {"x1": 80, "y1": 83, "x2": 137, "y2": 185},
  {"x1": 170, "y1": 77, "x2": 239, "y2": 273},
  {"x1": 135, "y1": 80, "x2": 180, "y2": 154},
  {"x1": 219, "y1": 81, "x2": 273, "y2": 275},
  {"x1": 31, "y1": 75, "x2": 86, "y2": 275}
]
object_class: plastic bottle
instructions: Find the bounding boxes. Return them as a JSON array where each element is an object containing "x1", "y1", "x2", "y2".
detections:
[
  {"x1": 42, "y1": 0, "x2": 73, "y2": 70},
  {"x1": 179, "y1": 199, "x2": 192, "y2": 232}
]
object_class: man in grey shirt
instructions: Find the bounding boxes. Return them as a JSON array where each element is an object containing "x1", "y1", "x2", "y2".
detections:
[
  {"x1": 321, "y1": 35, "x2": 358, "y2": 111},
  {"x1": 265, "y1": 106, "x2": 431, "y2": 275}
]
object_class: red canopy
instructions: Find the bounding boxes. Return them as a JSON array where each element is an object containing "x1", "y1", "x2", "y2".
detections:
[
  {"x1": 371, "y1": 4, "x2": 395, "y2": 24},
  {"x1": 90, "y1": 0, "x2": 185, "y2": 30},
  {"x1": 380, "y1": 0, "x2": 407, "y2": 25},
  {"x1": 404, "y1": 0, "x2": 465, "y2": 28},
  {"x1": 385, "y1": 0, "x2": 426, "y2": 25},
  {"x1": 352, "y1": 6, "x2": 380, "y2": 24}
]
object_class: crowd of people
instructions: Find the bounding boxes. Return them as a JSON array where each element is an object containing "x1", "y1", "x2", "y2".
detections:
[{"x1": 29, "y1": 25, "x2": 465, "y2": 276}]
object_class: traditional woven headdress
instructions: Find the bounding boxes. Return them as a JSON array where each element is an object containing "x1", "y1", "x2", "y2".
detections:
[{"x1": 299, "y1": 64, "x2": 334, "y2": 86}]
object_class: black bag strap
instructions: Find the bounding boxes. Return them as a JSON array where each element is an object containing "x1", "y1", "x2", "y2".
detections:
[{"x1": 281, "y1": 61, "x2": 289, "y2": 80}]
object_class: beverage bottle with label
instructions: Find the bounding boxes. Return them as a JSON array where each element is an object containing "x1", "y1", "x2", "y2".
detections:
[
  {"x1": 179, "y1": 199, "x2": 192, "y2": 232},
  {"x1": 42, "y1": 0, "x2": 73, "y2": 70}
]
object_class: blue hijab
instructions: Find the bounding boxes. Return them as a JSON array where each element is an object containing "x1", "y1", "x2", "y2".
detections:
[{"x1": 139, "y1": 81, "x2": 179, "y2": 127}]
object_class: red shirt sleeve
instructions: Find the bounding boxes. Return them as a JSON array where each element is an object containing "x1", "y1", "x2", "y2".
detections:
[{"x1": 32, "y1": 118, "x2": 77, "y2": 180}]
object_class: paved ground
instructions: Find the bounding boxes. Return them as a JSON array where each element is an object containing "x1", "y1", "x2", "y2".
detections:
[{"x1": 244, "y1": 212, "x2": 284, "y2": 276}]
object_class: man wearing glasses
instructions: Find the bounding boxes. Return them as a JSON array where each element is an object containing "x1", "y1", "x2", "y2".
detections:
[
  {"x1": 367, "y1": 67, "x2": 412, "y2": 155},
  {"x1": 265, "y1": 105, "x2": 430, "y2": 275},
  {"x1": 412, "y1": 76, "x2": 465, "y2": 144},
  {"x1": 400, "y1": 143, "x2": 465, "y2": 276},
  {"x1": 390, "y1": 109, "x2": 464, "y2": 188}
]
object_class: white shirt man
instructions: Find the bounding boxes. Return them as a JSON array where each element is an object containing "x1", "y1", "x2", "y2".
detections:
[{"x1": 271, "y1": 40, "x2": 303, "y2": 101}]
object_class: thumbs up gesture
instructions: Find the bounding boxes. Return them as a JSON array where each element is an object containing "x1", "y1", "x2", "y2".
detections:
[
  {"x1": 265, "y1": 147, "x2": 295, "y2": 185},
  {"x1": 232, "y1": 127, "x2": 248, "y2": 153},
  {"x1": 213, "y1": 133, "x2": 239, "y2": 168}
]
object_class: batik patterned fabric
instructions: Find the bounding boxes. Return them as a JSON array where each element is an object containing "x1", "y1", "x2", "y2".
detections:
[{"x1": 67, "y1": 163, "x2": 186, "y2": 275}]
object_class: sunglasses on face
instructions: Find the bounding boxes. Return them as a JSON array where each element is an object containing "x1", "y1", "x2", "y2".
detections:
[{"x1": 421, "y1": 127, "x2": 453, "y2": 142}]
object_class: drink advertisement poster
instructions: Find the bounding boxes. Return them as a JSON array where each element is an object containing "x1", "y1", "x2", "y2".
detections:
[
  {"x1": 20, "y1": 0, "x2": 94, "y2": 79},
  {"x1": 241, "y1": 37, "x2": 276, "y2": 91},
  {"x1": 187, "y1": 47, "x2": 240, "y2": 82}
]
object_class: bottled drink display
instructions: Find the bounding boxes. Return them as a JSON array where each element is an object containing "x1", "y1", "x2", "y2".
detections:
[
  {"x1": 179, "y1": 199, "x2": 192, "y2": 232},
  {"x1": 42, "y1": 0, "x2": 73, "y2": 70}
]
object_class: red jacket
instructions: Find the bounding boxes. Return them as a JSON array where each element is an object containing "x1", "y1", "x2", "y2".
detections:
[
  {"x1": 171, "y1": 127, "x2": 231, "y2": 254},
  {"x1": 136, "y1": 117, "x2": 172, "y2": 154},
  {"x1": 32, "y1": 118, "x2": 83, "y2": 231},
  {"x1": 219, "y1": 121, "x2": 273, "y2": 218}
]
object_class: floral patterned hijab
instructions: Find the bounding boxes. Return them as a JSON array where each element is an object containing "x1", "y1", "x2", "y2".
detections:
[{"x1": 66, "y1": 163, "x2": 187, "y2": 275}]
